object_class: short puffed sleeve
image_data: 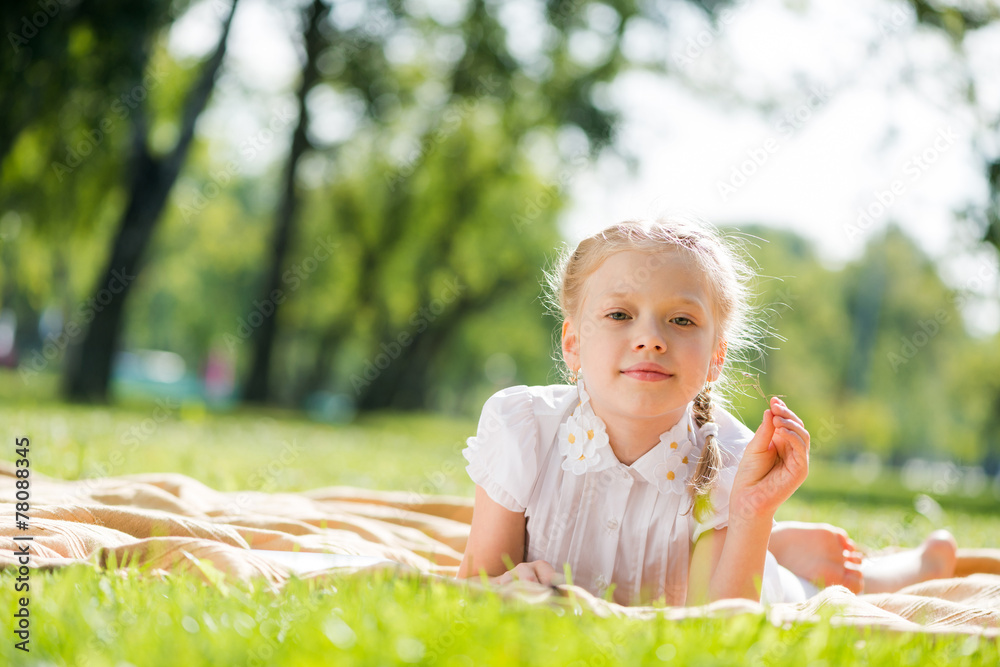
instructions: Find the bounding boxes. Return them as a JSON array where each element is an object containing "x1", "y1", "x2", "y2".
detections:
[
  {"x1": 691, "y1": 406, "x2": 754, "y2": 543},
  {"x1": 462, "y1": 385, "x2": 543, "y2": 513}
]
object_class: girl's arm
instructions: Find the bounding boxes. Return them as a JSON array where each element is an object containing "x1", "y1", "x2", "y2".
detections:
[
  {"x1": 687, "y1": 397, "x2": 810, "y2": 605},
  {"x1": 457, "y1": 485, "x2": 527, "y2": 578},
  {"x1": 687, "y1": 521, "x2": 773, "y2": 605}
]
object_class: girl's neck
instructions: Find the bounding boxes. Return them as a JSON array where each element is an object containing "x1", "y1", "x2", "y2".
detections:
[{"x1": 598, "y1": 409, "x2": 687, "y2": 467}]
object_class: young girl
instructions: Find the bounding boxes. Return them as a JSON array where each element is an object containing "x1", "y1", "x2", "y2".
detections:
[{"x1": 457, "y1": 217, "x2": 812, "y2": 606}]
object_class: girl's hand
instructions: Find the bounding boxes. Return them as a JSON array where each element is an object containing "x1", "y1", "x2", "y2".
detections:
[
  {"x1": 492, "y1": 560, "x2": 563, "y2": 587},
  {"x1": 730, "y1": 397, "x2": 810, "y2": 524}
]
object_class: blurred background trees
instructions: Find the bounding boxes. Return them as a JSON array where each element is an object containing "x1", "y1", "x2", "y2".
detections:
[{"x1": 1, "y1": 0, "x2": 999, "y2": 470}]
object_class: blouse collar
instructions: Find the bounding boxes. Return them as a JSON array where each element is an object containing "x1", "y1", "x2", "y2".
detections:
[{"x1": 556, "y1": 374, "x2": 700, "y2": 495}]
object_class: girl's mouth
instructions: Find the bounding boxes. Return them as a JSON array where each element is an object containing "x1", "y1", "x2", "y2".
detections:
[{"x1": 621, "y1": 369, "x2": 672, "y2": 382}]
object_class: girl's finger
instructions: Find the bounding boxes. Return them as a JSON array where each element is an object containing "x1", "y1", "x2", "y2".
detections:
[
  {"x1": 773, "y1": 429, "x2": 809, "y2": 479},
  {"x1": 772, "y1": 430, "x2": 801, "y2": 469},
  {"x1": 747, "y1": 409, "x2": 777, "y2": 455},
  {"x1": 534, "y1": 561, "x2": 557, "y2": 586},
  {"x1": 774, "y1": 418, "x2": 810, "y2": 448},
  {"x1": 780, "y1": 429, "x2": 810, "y2": 462},
  {"x1": 771, "y1": 421, "x2": 804, "y2": 447},
  {"x1": 771, "y1": 401, "x2": 804, "y2": 427},
  {"x1": 772, "y1": 414, "x2": 803, "y2": 432}
]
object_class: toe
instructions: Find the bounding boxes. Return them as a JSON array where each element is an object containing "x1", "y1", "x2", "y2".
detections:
[
  {"x1": 922, "y1": 530, "x2": 958, "y2": 579},
  {"x1": 843, "y1": 564, "x2": 864, "y2": 594},
  {"x1": 845, "y1": 550, "x2": 864, "y2": 564}
]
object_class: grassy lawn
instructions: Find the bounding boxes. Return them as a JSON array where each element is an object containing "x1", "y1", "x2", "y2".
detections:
[{"x1": 1, "y1": 370, "x2": 998, "y2": 665}]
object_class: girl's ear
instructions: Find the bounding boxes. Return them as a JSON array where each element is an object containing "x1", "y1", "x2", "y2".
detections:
[
  {"x1": 562, "y1": 319, "x2": 580, "y2": 373},
  {"x1": 707, "y1": 339, "x2": 727, "y2": 382}
]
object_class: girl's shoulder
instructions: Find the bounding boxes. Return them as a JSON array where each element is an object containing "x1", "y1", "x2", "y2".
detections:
[
  {"x1": 463, "y1": 384, "x2": 576, "y2": 512},
  {"x1": 471, "y1": 383, "x2": 578, "y2": 449},
  {"x1": 480, "y1": 383, "x2": 579, "y2": 421}
]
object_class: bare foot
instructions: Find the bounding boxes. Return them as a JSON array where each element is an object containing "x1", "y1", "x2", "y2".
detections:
[
  {"x1": 861, "y1": 530, "x2": 958, "y2": 594},
  {"x1": 769, "y1": 521, "x2": 864, "y2": 593}
]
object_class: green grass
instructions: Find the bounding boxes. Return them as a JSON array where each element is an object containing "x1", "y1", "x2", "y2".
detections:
[
  {"x1": 4, "y1": 565, "x2": 995, "y2": 666},
  {"x1": 2, "y1": 369, "x2": 999, "y2": 665},
  {"x1": 0, "y1": 374, "x2": 476, "y2": 496}
]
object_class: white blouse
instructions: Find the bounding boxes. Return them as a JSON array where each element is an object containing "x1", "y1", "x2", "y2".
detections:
[{"x1": 463, "y1": 382, "x2": 809, "y2": 606}]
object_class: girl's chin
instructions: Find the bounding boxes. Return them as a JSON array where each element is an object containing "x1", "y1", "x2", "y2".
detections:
[
  {"x1": 591, "y1": 381, "x2": 692, "y2": 410},
  {"x1": 604, "y1": 397, "x2": 688, "y2": 419}
]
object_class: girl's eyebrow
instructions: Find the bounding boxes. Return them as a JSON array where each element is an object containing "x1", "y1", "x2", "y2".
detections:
[{"x1": 598, "y1": 290, "x2": 707, "y2": 308}]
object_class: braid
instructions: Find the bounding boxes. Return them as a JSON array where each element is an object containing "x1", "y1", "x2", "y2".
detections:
[{"x1": 690, "y1": 384, "x2": 722, "y2": 521}]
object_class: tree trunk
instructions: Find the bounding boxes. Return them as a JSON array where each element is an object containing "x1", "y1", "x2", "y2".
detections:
[
  {"x1": 61, "y1": 1, "x2": 239, "y2": 402},
  {"x1": 354, "y1": 279, "x2": 520, "y2": 410},
  {"x1": 844, "y1": 257, "x2": 885, "y2": 395},
  {"x1": 295, "y1": 323, "x2": 350, "y2": 403},
  {"x1": 241, "y1": 0, "x2": 328, "y2": 404},
  {"x1": 348, "y1": 152, "x2": 486, "y2": 410}
]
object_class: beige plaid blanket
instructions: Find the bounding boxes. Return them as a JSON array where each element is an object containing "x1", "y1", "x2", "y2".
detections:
[{"x1": 2, "y1": 462, "x2": 997, "y2": 636}]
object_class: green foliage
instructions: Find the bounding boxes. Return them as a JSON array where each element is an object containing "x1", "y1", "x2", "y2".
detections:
[
  {"x1": 3, "y1": 0, "x2": 1000, "y2": 468},
  {"x1": 725, "y1": 225, "x2": 1000, "y2": 466},
  {"x1": 3, "y1": 0, "x2": 659, "y2": 408},
  {"x1": 0, "y1": 1, "x2": 214, "y2": 361},
  {"x1": 281, "y1": 97, "x2": 567, "y2": 406}
]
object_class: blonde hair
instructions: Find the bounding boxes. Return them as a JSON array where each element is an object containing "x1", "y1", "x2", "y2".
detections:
[{"x1": 544, "y1": 216, "x2": 762, "y2": 506}]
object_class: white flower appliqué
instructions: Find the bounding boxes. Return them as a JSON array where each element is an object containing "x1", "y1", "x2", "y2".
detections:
[
  {"x1": 558, "y1": 374, "x2": 613, "y2": 474},
  {"x1": 650, "y1": 423, "x2": 696, "y2": 495},
  {"x1": 559, "y1": 418, "x2": 605, "y2": 474},
  {"x1": 652, "y1": 452, "x2": 691, "y2": 495}
]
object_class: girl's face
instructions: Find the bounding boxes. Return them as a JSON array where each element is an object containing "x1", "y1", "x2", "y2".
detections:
[{"x1": 562, "y1": 248, "x2": 726, "y2": 431}]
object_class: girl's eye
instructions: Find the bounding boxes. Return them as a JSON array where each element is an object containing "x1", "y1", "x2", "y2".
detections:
[
  {"x1": 607, "y1": 312, "x2": 629, "y2": 321},
  {"x1": 672, "y1": 317, "x2": 694, "y2": 326}
]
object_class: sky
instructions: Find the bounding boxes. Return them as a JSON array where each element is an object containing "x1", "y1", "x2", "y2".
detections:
[{"x1": 169, "y1": 0, "x2": 1000, "y2": 334}]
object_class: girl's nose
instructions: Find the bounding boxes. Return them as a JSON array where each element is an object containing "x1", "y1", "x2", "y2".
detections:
[{"x1": 633, "y1": 321, "x2": 666, "y2": 352}]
